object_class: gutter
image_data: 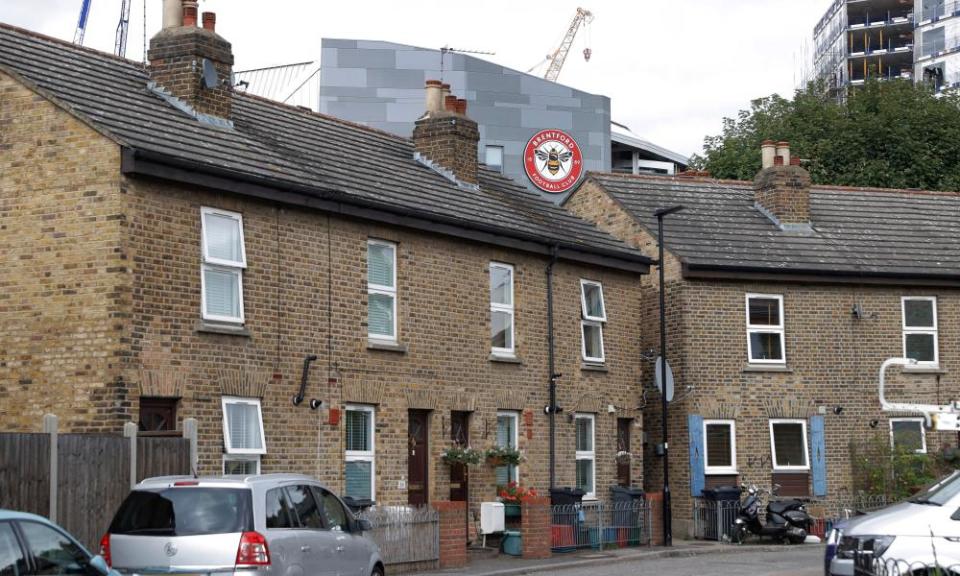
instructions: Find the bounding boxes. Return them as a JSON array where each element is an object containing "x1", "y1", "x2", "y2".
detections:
[
  {"x1": 682, "y1": 262, "x2": 960, "y2": 287},
  {"x1": 121, "y1": 148, "x2": 652, "y2": 274}
]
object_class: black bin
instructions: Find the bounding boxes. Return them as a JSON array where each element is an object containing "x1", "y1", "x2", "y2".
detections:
[
  {"x1": 610, "y1": 486, "x2": 645, "y2": 533},
  {"x1": 700, "y1": 485, "x2": 740, "y2": 541},
  {"x1": 549, "y1": 487, "x2": 585, "y2": 506},
  {"x1": 342, "y1": 496, "x2": 375, "y2": 513}
]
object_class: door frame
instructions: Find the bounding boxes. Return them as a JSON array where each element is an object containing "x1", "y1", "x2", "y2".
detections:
[{"x1": 407, "y1": 409, "x2": 431, "y2": 506}]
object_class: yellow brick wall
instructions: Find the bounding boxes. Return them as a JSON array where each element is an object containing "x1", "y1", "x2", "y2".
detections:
[{"x1": 0, "y1": 71, "x2": 129, "y2": 432}]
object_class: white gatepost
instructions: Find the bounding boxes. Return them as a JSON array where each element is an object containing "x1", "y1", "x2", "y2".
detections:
[
  {"x1": 123, "y1": 422, "x2": 138, "y2": 490},
  {"x1": 182, "y1": 418, "x2": 198, "y2": 475},
  {"x1": 42, "y1": 414, "x2": 58, "y2": 523}
]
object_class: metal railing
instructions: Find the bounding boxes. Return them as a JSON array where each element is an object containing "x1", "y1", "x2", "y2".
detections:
[
  {"x1": 854, "y1": 552, "x2": 960, "y2": 576},
  {"x1": 551, "y1": 500, "x2": 652, "y2": 551},
  {"x1": 808, "y1": 494, "x2": 890, "y2": 539},
  {"x1": 692, "y1": 498, "x2": 740, "y2": 541},
  {"x1": 357, "y1": 505, "x2": 439, "y2": 566}
]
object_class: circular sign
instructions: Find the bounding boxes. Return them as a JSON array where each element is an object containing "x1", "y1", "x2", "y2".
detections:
[{"x1": 523, "y1": 129, "x2": 584, "y2": 194}]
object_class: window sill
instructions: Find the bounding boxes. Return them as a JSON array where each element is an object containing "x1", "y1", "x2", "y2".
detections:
[
  {"x1": 196, "y1": 321, "x2": 251, "y2": 337},
  {"x1": 490, "y1": 354, "x2": 523, "y2": 364},
  {"x1": 367, "y1": 340, "x2": 408, "y2": 353},
  {"x1": 581, "y1": 363, "x2": 608, "y2": 373},
  {"x1": 705, "y1": 470, "x2": 739, "y2": 476},
  {"x1": 742, "y1": 364, "x2": 792, "y2": 373},
  {"x1": 903, "y1": 365, "x2": 947, "y2": 375},
  {"x1": 772, "y1": 469, "x2": 810, "y2": 473}
]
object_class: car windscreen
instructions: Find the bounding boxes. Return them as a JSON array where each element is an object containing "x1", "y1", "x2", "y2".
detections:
[
  {"x1": 109, "y1": 488, "x2": 253, "y2": 535},
  {"x1": 911, "y1": 470, "x2": 960, "y2": 506}
]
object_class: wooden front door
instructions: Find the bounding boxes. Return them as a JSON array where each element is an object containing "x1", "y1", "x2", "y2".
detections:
[
  {"x1": 449, "y1": 412, "x2": 470, "y2": 501},
  {"x1": 617, "y1": 418, "x2": 632, "y2": 487},
  {"x1": 408, "y1": 410, "x2": 430, "y2": 506}
]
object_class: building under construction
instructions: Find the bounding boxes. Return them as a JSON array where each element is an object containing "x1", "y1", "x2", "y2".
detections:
[{"x1": 814, "y1": 0, "x2": 960, "y2": 93}]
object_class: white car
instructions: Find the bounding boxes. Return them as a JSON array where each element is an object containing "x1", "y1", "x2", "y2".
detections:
[{"x1": 827, "y1": 471, "x2": 960, "y2": 576}]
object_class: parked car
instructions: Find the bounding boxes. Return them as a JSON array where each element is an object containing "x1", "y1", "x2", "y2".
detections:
[
  {"x1": 0, "y1": 509, "x2": 118, "y2": 576},
  {"x1": 102, "y1": 474, "x2": 383, "y2": 576},
  {"x1": 826, "y1": 470, "x2": 960, "y2": 576}
]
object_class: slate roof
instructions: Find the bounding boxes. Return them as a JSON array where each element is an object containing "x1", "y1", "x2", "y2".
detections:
[
  {"x1": 0, "y1": 23, "x2": 648, "y2": 270},
  {"x1": 584, "y1": 172, "x2": 960, "y2": 282}
]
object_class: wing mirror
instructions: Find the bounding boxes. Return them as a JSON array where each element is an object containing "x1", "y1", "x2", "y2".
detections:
[
  {"x1": 950, "y1": 507, "x2": 960, "y2": 521},
  {"x1": 88, "y1": 555, "x2": 110, "y2": 576},
  {"x1": 357, "y1": 518, "x2": 373, "y2": 532}
]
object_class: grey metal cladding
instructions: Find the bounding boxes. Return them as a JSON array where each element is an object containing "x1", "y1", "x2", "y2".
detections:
[
  {"x1": 336, "y1": 48, "x2": 398, "y2": 69},
  {"x1": 321, "y1": 38, "x2": 358, "y2": 49},
  {"x1": 365, "y1": 68, "x2": 425, "y2": 89},
  {"x1": 320, "y1": 67, "x2": 368, "y2": 88},
  {"x1": 520, "y1": 108, "x2": 573, "y2": 130}
]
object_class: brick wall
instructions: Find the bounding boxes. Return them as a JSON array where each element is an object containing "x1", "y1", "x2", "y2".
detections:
[
  {"x1": 566, "y1": 176, "x2": 960, "y2": 538},
  {"x1": 0, "y1": 71, "x2": 130, "y2": 432},
  {"x1": 147, "y1": 25, "x2": 234, "y2": 119},
  {"x1": 118, "y1": 176, "x2": 646, "y2": 506},
  {"x1": 753, "y1": 165, "x2": 811, "y2": 224},
  {"x1": 412, "y1": 114, "x2": 480, "y2": 185},
  {"x1": 520, "y1": 496, "x2": 551, "y2": 559},
  {"x1": 435, "y1": 500, "x2": 467, "y2": 569}
]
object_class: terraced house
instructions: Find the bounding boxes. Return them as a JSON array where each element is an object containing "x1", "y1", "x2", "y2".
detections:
[
  {"x1": 0, "y1": 8, "x2": 652, "y2": 518},
  {"x1": 566, "y1": 143, "x2": 960, "y2": 537}
]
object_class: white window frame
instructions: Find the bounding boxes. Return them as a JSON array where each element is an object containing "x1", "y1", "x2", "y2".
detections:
[
  {"x1": 703, "y1": 419, "x2": 738, "y2": 475},
  {"x1": 490, "y1": 262, "x2": 515, "y2": 357},
  {"x1": 200, "y1": 207, "x2": 247, "y2": 324},
  {"x1": 345, "y1": 404, "x2": 376, "y2": 501},
  {"x1": 902, "y1": 296, "x2": 938, "y2": 366},
  {"x1": 223, "y1": 454, "x2": 261, "y2": 475},
  {"x1": 367, "y1": 239, "x2": 398, "y2": 343},
  {"x1": 580, "y1": 280, "x2": 606, "y2": 364},
  {"x1": 889, "y1": 417, "x2": 927, "y2": 454},
  {"x1": 496, "y1": 410, "x2": 520, "y2": 484},
  {"x1": 575, "y1": 413, "x2": 596, "y2": 499},
  {"x1": 746, "y1": 293, "x2": 786, "y2": 364},
  {"x1": 769, "y1": 418, "x2": 810, "y2": 471},
  {"x1": 485, "y1": 145, "x2": 504, "y2": 173},
  {"x1": 221, "y1": 396, "x2": 267, "y2": 455}
]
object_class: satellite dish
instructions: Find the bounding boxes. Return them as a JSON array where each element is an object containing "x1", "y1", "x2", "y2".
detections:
[{"x1": 201, "y1": 58, "x2": 219, "y2": 90}]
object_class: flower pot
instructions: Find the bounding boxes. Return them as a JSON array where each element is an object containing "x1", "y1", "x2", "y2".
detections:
[{"x1": 503, "y1": 503, "x2": 521, "y2": 518}]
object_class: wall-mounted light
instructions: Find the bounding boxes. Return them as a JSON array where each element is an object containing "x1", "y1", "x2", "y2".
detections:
[
  {"x1": 869, "y1": 419, "x2": 879, "y2": 429},
  {"x1": 852, "y1": 303, "x2": 865, "y2": 320},
  {"x1": 834, "y1": 406, "x2": 844, "y2": 415}
]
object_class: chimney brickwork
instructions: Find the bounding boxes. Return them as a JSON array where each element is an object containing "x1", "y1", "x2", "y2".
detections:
[
  {"x1": 147, "y1": 12, "x2": 233, "y2": 119},
  {"x1": 754, "y1": 164, "x2": 811, "y2": 225},
  {"x1": 413, "y1": 81, "x2": 479, "y2": 185}
]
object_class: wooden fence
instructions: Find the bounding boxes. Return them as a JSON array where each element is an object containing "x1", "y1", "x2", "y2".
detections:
[
  {"x1": 357, "y1": 505, "x2": 440, "y2": 571},
  {"x1": 0, "y1": 415, "x2": 197, "y2": 550}
]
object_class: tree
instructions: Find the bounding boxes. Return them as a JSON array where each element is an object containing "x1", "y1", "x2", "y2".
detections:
[{"x1": 691, "y1": 80, "x2": 960, "y2": 191}]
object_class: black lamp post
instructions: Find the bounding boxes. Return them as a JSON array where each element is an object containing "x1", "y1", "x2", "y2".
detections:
[{"x1": 653, "y1": 204, "x2": 684, "y2": 547}]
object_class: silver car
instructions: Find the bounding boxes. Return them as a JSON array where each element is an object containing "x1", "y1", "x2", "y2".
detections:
[
  {"x1": 827, "y1": 471, "x2": 960, "y2": 576},
  {"x1": 102, "y1": 474, "x2": 383, "y2": 576}
]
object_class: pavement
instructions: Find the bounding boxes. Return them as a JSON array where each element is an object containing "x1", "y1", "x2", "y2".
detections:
[{"x1": 417, "y1": 540, "x2": 826, "y2": 576}]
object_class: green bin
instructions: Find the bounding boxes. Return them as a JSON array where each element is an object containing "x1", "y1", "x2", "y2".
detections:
[{"x1": 502, "y1": 530, "x2": 522, "y2": 556}]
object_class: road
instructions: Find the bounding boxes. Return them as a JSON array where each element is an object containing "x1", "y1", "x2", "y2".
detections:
[{"x1": 543, "y1": 546, "x2": 824, "y2": 576}]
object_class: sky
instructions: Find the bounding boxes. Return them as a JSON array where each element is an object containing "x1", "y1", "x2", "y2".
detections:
[{"x1": 0, "y1": 0, "x2": 830, "y2": 159}]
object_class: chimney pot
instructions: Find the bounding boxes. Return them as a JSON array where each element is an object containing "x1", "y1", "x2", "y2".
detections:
[
  {"x1": 790, "y1": 156, "x2": 801, "y2": 166},
  {"x1": 424, "y1": 80, "x2": 443, "y2": 114},
  {"x1": 455, "y1": 98, "x2": 467, "y2": 115},
  {"x1": 162, "y1": 0, "x2": 182, "y2": 29},
  {"x1": 202, "y1": 11, "x2": 216, "y2": 32},
  {"x1": 775, "y1": 141, "x2": 791, "y2": 165},
  {"x1": 774, "y1": 155, "x2": 784, "y2": 166},
  {"x1": 444, "y1": 95, "x2": 458, "y2": 113},
  {"x1": 182, "y1": 5, "x2": 198, "y2": 27},
  {"x1": 760, "y1": 139, "x2": 776, "y2": 169}
]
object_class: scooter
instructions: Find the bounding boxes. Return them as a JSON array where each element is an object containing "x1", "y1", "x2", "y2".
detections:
[{"x1": 732, "y1": 484, "x2": 811, "y2": 544}]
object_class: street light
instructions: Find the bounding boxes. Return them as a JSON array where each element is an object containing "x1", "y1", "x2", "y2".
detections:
[{"x1": 653, "y1": 204, "x2": 684, "y2": 547}]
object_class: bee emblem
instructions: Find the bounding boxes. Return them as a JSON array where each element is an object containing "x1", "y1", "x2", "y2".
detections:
[{"x1": 535, "y1": 146, "x2": 573, "y2": 175}]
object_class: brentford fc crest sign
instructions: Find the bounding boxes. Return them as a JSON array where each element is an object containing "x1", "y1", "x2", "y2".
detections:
[{"x1": 523, "y1": 129, "x2": 584, "y2": 194}]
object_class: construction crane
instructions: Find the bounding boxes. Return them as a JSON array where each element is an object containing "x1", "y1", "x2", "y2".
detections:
[
  {"x1": 73, "y1": 0, "x2": 134, "y2": 58},
  {"x1": 540, "y1": 7, "x2": 594, "y2": 83},
  {"x1": 73, "y1": 0, "x2": 93, "y2": 45},
  {"x1": 115, "y1": 0, "x2": 131, "y2": 57}
]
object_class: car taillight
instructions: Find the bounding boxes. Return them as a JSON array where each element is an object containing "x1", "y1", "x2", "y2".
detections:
[
  {"x1": 99, "y1": 533, "x2": 111, "y2": 567},
  {"x1": 236, "y1": 531, "x2": 270, "y2": 566}
]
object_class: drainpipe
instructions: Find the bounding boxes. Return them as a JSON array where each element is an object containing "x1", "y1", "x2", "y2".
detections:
[{"x1": 546, "y1": 245, "x2": 560, "y2": 490}]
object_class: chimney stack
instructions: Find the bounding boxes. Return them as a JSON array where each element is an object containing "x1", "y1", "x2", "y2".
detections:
[
  {"x1": 148, "y1": 0, "x2": 234, "y2": 120},
  {"x1": 413, "y1": 80, "x2": 480, "y2": 185},
  {"x1": 754, "y1": 140, "x2": 811, "y2": 226}
]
